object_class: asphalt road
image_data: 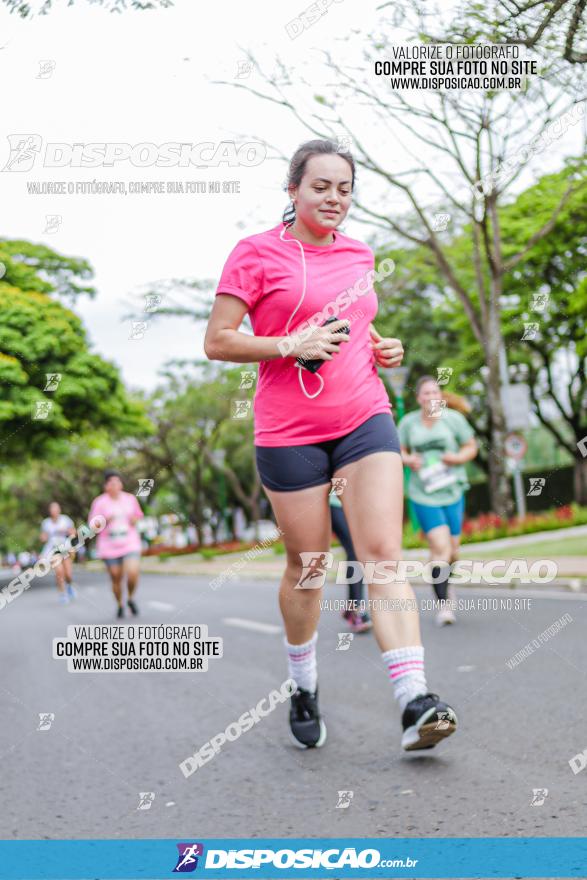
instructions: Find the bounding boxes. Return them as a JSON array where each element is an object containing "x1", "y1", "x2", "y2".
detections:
[{"x1": 1, "y1": 568, "x2": 586, "y2": 842}]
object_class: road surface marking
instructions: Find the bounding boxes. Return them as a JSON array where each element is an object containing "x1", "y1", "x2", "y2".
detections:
[
  {"x1": 147, "y1": 600, "x2": 176, "y2": 612},
  {"x1": 222, "y1": 617, "x2": 282, "y2": 634}
]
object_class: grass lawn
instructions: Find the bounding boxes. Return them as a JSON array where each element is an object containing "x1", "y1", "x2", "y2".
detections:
[{"x1": 464, "y1": 535, "x2": 587, "y2": 559}]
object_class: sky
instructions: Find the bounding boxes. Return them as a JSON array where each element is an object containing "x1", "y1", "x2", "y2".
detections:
[{"x1": 1, "y1": 0, "x2": 585, "y2": 395}]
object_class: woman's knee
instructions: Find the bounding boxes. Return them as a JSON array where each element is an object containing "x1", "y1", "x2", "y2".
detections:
[
  {"x1": 428, "y1": 539, "x2": 452, "y2": 560},
  {"x1": 356, "y1": 540, "x2": 403, "y2": 564},
  {"x1": 283, "y1": 551, "x2": 330, "y2": 593}
]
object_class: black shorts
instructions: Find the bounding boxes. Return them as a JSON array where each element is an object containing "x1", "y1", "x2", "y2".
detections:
[{"x1": 255, "y1": 413, "x2": 401, "y2": 492}]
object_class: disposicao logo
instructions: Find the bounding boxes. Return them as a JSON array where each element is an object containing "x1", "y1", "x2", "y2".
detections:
[{"x1": 173, "y1": 843, "x2": 204, "y2": 872}]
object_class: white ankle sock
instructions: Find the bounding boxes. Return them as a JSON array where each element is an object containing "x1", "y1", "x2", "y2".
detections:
[
  {"x1": 285, "y1": 632, "x2": 318, "y2": 693},
  {"x1": 382, "y1": 645, "x2": 427, "y2": 713}
]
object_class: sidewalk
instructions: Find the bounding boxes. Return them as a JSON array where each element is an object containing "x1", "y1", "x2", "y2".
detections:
[
  {"x1": 85, "y1": 524, "x2": 587, "y2": 588},
  {"x1": 455, "y1": 523, "x2": 587, "y2": 552}
]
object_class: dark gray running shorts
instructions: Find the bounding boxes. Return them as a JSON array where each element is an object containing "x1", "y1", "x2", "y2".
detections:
[{"x1": 255, "y1": 412, "x2": 401, "y2": 492}]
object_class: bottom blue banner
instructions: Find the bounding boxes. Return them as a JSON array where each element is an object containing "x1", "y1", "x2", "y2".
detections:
[{"x1": 0, "y1": 837, "x2": 585, "y2": 879}]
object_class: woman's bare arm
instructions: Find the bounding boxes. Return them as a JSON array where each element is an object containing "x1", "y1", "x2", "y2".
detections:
[
  {"x1": 442, "y1": 437, "x2": 478, "y2": 465},
  {"x1": 204, "y1": 295, "x2": 286, "y2": 363},
  {"x1": 204, "y1": 293, "x2": 350, "y2": 364}
]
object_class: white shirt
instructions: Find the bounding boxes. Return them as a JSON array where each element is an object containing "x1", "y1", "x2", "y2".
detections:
[{"x1": 41, "y1": 514, "x2": 74, "y2": 555}]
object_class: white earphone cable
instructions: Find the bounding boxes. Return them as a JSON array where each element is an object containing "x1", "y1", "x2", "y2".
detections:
[{"x1": 279, "y1": 222, "x2": 324, "y2": 400}]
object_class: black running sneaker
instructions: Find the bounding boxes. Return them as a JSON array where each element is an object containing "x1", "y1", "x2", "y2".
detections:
[
  {"x1": 116, "y1": 605, "x2": 125, "y2": 619},
  {"x1": 289, "y1": 687, "x2": 327, "y2": 749},
  {"x1": 127, "y1": 599, "x2": 139, "y2": 616},
  {"x1": 401, "y1": 692, "x2": 457, "y2": 751}
]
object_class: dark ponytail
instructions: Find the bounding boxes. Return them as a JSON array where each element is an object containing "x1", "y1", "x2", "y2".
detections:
[{"x1": 282, "y1": 138, "x2": 356, "y2": 226}]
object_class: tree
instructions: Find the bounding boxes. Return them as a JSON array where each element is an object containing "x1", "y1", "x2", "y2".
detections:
[
  {"x1": 135, "y1": 364, "x2": 263, "y2": 544},
  {"x1": 500, "y1": 164, "x2": 587, "y2": 501},
  {"x1": 371, "y1": 240, "x2": 492, "y2": 470},
  {"x1": 0, "y1": 240, "x2": 151, "y2": 462},
  {"x1": 3, "y1": 0, "x2": 173, "y2": 17},
  {"x1": 401, "y1": 0, "x2": 587, "y2": 67},
  {"x1": 0, "y1": 432, "x2": 128, "y2": 552},
  {"x1": 374, "y1": 161, "x2": 587, "y2": 501},
  {"x1": 0, "y1": 239, "x2": 95, "y2": 303}
]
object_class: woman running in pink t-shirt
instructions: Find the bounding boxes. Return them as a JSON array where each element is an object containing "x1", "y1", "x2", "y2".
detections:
[
  {"x1": 89, "y1": 470, "x2": 144, "y2": 619},
  {"x1": 205, "y1": 138, "x2": 457, "y2": 752}
]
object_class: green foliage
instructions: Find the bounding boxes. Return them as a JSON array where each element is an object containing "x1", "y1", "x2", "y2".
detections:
[
  {"x1": 0, "y1": 287, "x2": 150, "y2": 458},
  {"x1": 4, "y1": 0, "x2": 174, "y2": 17},
  {"x1": 130, "y1": 362, "x2": 260, "y2": 537},
  {"x1": 373, "y1": 160, "x2": 587, "y2": 457},
  {"x1": 0, "y1": 241, "x2": 152, "y2": 462},
  {"x1": 410, "y1": 0, "x2": 587, "y2": 67},
  {"x1": 0, "y1": 430, "x2": 154, "y2": 553},
  {"x1": 0, "y1": 239, "x2": 95, "y2": 302}
]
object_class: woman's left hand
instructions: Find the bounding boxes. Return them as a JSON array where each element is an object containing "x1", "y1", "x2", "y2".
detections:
[{"x1": 369, "y1": 324, "x2": 404, "y2": 368}]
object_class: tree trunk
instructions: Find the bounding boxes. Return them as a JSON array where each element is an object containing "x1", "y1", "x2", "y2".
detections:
[
  {"x1": 484, "y1": 310, "x2": 515, "y2": 518},
  {"x1": 189, "y1": 508, "x2": 203, "y2": 547},
  {"x1": 573, "y1": 453, "x2": 587, "y2": 505},
  {"x1": 249, "y1": 494, "x2": 261, "y2": 526}
]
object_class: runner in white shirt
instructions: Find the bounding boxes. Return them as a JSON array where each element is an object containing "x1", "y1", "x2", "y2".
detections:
[{"x1": 40, "y1": 502, "x2": 77, "y2": 604}]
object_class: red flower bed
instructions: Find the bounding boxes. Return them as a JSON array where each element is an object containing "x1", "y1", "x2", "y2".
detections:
[
  {"x1": 143, "y1": 543, "x2": 199, "y2": 557},
  {"x1": 458, "y1": 503, "x2": 587, "y2": 544},
  {"x1": 554, "y1": 505, "x2": 574, "y2": 520},
  {"x1": 143, "y1": 539, "x2": 263, "y2": 558}
]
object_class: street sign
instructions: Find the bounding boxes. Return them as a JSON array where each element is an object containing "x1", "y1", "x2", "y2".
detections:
[
  {"x1": 501, "y1": 383, "x2": 532, "y2": 431},
  {"x1": 505, "y1": 432, "x2": 528, "y2": 460}
]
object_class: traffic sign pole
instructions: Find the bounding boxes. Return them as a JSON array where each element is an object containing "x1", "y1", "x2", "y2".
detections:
[
  {"x1": 512, "y1": 464, "x2": 527, "y2": 519},
  {"x1": 504, "y1": 434, "x2": 528, "y2": 521},
  {"x1": 499, "y1": 345, "x2": 529, "y2": 520}
]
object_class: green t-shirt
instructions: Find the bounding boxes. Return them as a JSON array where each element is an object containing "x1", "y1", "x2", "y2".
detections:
[
  {"x1": 398, "y1": 408, "x2": 474, "y2": 506},
  {"x1": 329, "y1": 492, "x2": 343, "y2": 508}
]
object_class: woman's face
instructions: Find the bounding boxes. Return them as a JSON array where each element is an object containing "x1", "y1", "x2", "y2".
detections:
[
  {"x1": 105, "y1": 475, "x2": 123, "y2": 495},
  {"x1": 49, "y1": 502, "x2": 61, "y2": 518},
  {"x1": 289, "y1": 153, "x2": 353, "y2": 235},
  {"x1": 417, "y1": 380, "x2": 442, "y2": 412}
]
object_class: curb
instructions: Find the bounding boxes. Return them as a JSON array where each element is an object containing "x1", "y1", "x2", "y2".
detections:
[{"x1": 83, "y1": 561, "x2": 587, "y2": 592}]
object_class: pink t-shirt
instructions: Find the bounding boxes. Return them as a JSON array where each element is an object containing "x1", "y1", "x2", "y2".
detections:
[
  {"x1": 215, "y1": 223, "x2": 392, "y2": 446},
  {"x1": 88, "y1": 492, "x2": 144, "y2": 559}
]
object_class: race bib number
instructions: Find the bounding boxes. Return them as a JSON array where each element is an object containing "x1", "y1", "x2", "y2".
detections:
[
  {"x1": 109, "y1": 515, "x2": 129, "y2": 540},
  {"x1": 419, "y1": 453, "x2": 458, "y2": 494}
]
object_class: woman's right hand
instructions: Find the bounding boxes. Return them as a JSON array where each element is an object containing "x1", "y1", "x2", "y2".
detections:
[
  {"x1": 408, "y1": 453, "x2": 423, "y2": 471},
  {"x1": 288, "y1": 320, "x2": 351, "y2": 362}
]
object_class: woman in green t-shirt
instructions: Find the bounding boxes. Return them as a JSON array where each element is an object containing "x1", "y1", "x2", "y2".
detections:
[{"x1": 398, "y1": 376, "x2": 478, "y2": 626}]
